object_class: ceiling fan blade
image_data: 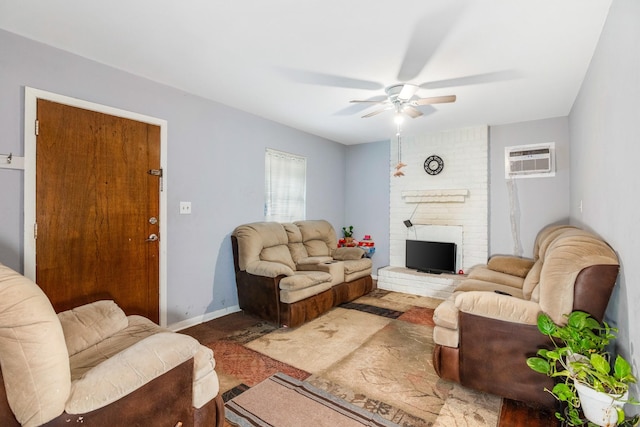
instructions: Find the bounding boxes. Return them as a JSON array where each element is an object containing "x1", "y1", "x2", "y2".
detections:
[
  {"x1": 412, "y1": 95, "x2": 457, "y2": 106},
  {"x1": 279, "y1": 68, "x2": 384, "y2": 90},
  {"x1": 334, "y1": 102, "x2": 380, "y2": 116},
  {"x1": 402, "y1": 106, "x2": 423, "y2": 119},
  {"x1": 396, "y1": 2, "x2": 467, "y2": 82},
  {"x1": 420, "y1": 70, "x2": 521, "y2": 90},
  {"x1": 397, "y1": 84, "x2": 419, "y2": 101},
  {"x1": 362, "y1": 106, "x2": 393, "y2": 118}
]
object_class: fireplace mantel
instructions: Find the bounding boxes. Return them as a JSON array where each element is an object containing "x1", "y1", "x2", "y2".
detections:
[{"x1": 402, "y1": 189, "x2": 469, "y2": 203}]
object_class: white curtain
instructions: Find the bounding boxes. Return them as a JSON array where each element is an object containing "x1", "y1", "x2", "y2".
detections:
[{"x1": 264, "y1": 148, "x2": 306, "y2": 222}]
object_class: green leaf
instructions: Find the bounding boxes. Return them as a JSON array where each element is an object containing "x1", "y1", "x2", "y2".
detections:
[
  {"x1": 552, "y1": 383, "x2": 574, "y2": 401},
  {"x1": 583, "y1": 316, "x2": 601, "y2": 330},
  {"x1": 537, "y1": 313, "x2": 556, "y2": 335},
  {"x1": 527, "y1": 357, "x2": 550, "y2": 374},
  {"x1": 591, "y1": 353, "x2": 611, "y2": 376},
  {"x1": 537, "y1": 348, "x2": 549, "y2": 358},
  {"x1": 614, "y1": 355, "x2": 635, "y2": 382},
  {"x1": 567, "y1": 311, "x2": 590, "y2": 329},
  {"x1": 545, "y1": 350, "x2": 561, "y2": 362},
  {"x1": 617, "y1": 407, "x2": 625, "y2": 425}
]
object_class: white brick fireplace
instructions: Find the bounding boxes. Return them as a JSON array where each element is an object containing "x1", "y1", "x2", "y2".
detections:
[{"x1": 378, "y1": 126, "x2": 489, "y2": 298}]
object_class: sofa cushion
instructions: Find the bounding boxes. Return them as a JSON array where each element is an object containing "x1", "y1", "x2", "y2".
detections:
[
  {"x1": 294, "y1": 220, "x2": 337, "y2": 257},
  {"x1": 192, "y1": 345, "x2": 220, "y2": 409},
  {"x1": 0, "y1": 264, "x2": 70, "y2": 427},
  {"x1": 522, "y1": 260, "x2": 543, "y2": 301},
  {"x1": 66, "y1": 314, "x2": 218, "y2": 411},
  {"x1": 260, "y1": 245, "x2": 296, "y2": 271},
  {"x1": 279, "y1": 271, "x2": 332, "y2": 291},
  {"x1": 432, "y1": 298, "x2": 459, "y2": 330},
  {"x1": 455, "y1": 278, "x2": 525, "y2": 300},
  {"x1": 246, "y1": 260, "x2": 295, "y2": 278},
  {"x1": 467, "y1": 266, "x2": 525, "y2": 289},
  {"x1": 68, "y1": 315, "x2": 166, "y2": 380},
  {"x1": 433, "y1": 325, "x2": 459, "y2": 348},
  {"x1": 233, "y1": 222, "x2": 295, "y2": 271},
  {"x1": 486, "y1": 255, "x2": 534, "y2": 278},
  {"x1": 283, "y1": 222, "x2": 307, "y2": 264},
  {"x1": 297, "y1": 260, "x2": 345, "y2": 286},
  {"x1": 454, "y1": 291, "x2": 541, "y2": 325},
  {"x1": 66, "y1": 332, "x2": 201, "y2": 414},
  {"x1": 333, "y1": 247, "x2": 365, "y2": 261},
  {"x1": 537, "y1": 230, "x2": 618, "y2": 325},
  {"x1": 58, "y1": 300, "x2": 129, "y2": 357},
  {"x1": 342, "y1": 258, "x2": 372, "y2": 281},
  {"x1": 297, "y1": 256, "x2": 333, "y2": 265},
  {"x1": 532, "y1": 225, "x2": 577, "y2": 260},
  {"x1": 280, "y1": 281, "x2": 333, "y2": 304},
  {"x1": 279, "y1": 271, "x2": 333, "y2": 304}
]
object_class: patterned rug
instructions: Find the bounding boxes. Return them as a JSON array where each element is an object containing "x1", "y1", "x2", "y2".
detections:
[
  {"x1": 209, "y1": 289, "x2": 502, "y2": 427},
  {"x1": 226, "y1": 372, "x2": 400, "y2": 427}
]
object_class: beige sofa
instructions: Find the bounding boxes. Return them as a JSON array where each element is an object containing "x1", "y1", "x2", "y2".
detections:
[
  {"x1": 232, "y1": 220, "x2": 374, "y2": 327},
  {"x1": 432, "y1": 225, "x2": 620, "y2": 408},
  {"x1": 0, "y1": 263, "x2": 224, "y2": 427}
]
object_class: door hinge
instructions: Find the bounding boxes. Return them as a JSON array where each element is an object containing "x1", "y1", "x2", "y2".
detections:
[
  {"x1": 148, "y1": 169, "x2": 163, "y2": 177},
  {"x1": 34, "y1": 223, "x2": 38, "y2": 240},
  {"x1": 35, "y1": 120, "x2": 39, "y2": 136}
]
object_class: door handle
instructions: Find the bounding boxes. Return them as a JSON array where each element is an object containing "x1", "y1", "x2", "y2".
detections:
[{"x1": 146, "y1": 234, "x2": 158, "y2": 242}]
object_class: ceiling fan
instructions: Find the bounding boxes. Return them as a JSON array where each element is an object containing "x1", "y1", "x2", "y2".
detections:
[
  {"x1": 350, "y1": 84, "x2": 456, "y2": 120},
  {"x1": 280, "y1": 1, "x2": 517, "y2": 123}
]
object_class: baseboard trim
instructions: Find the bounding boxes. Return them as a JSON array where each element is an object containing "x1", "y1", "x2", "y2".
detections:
[{"x1": 169, "y1": 304, "x2": 242, "y2": 332}]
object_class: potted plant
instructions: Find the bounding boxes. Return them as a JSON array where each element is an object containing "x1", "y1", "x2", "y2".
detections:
[
  {"x1": 342, "y1": 226, "x2": 354, "y2": 245},
  {"x1": 527, "y1": 311, "x2": 639, "y2": 426}
]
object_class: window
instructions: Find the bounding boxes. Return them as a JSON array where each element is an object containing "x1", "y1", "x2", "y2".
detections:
[{"x1": 264, "y1": 148, "x2": 306, "y2": 222}]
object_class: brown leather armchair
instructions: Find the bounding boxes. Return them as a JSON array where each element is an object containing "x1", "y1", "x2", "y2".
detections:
[
  {"x1": 432, "y1": 225, "x2": 619, "y2": 408},
  {"x1": 0, "y1": 263, "x2": 224, "y2": 427}
]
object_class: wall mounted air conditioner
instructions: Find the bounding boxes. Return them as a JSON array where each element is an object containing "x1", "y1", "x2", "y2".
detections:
[{"x1": 504, "y1": 142, "x2": 555, "y2": 179}]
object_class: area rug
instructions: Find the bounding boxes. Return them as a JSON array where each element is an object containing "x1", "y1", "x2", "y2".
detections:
[
  {"x1": 205, "y1": 291, "x2": 503, "y2": 427},
  {"x1": 245, "y1": 307, "x2": 392, "y2": 372},
  {"x1": 311, "y1": 318, "x2": 452, "y2": 422},
  {"x1": 225, "y1": 372, "x2": 400, "y2": 427}
]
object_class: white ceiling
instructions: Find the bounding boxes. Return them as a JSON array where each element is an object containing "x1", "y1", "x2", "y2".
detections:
[{"x1": 0, "y1": 0, "x2": 611, "y2": 145}]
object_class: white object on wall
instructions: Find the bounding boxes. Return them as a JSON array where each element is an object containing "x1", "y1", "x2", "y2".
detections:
[
  {"x1": 504, "y1": 142, "x2": 555, "y2": 178},
  {"x1": 506, "y1": 178, "x2": 524, "y2": 257}
]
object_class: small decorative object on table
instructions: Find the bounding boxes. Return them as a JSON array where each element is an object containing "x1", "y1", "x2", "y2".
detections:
[
  {"x1": 341, "y1": 225, "x2": 355, "y2": 246},
  {"x1": 358, "y1": 235, "x2": 375, "y2": 257}
]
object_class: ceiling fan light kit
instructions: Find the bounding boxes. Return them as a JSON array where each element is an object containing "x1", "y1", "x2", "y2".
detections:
[{"x1": 351, "y1": 83, "x2": 457, "y2": 121}]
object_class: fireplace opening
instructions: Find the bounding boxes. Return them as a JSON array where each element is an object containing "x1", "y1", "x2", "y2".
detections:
[{"x1": 405, "y1": 240, "x2": 457, "y2": 274}]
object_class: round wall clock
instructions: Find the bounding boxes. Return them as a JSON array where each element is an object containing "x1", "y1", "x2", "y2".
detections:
[{"x1": 424, "y1": 155, "x2": 444, "y2": 175}]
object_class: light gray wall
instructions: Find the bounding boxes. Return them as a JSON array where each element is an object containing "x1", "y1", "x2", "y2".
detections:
[
  {"x1": 489, "y1": 118, "x2": 571, "y2": 258},
  {"x1": 568, "y1": 0, "x2": 640, "y2": 406},
  {"x1": 345, "y1": 140, "x2": 390, "y2": 276},
  {"x1": 0, "y1": 29, "x2": 347, "y2": 325}
]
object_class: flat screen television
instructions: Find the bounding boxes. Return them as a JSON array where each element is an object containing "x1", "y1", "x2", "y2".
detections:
[{"x1": 405, "y1": 239, "x2": 456, "y2": 274}]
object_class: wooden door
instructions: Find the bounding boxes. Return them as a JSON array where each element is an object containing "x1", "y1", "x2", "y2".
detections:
[{"x1": 35, "y1": 99, "x2": 161, "y2": 322}]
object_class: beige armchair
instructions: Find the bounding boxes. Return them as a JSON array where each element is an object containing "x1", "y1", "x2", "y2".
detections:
[
  {"x1": 0, "y1": 263, "x2": 224, "y2": 427},
  {"x1": 432, "y1": 225, "x2": 619, "y2": 408}
]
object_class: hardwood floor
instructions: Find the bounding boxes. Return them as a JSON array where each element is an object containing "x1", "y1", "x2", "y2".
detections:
[
  {"x1": 499, "y1": 398, "x2": 560, "y2": 427},
  {"x1": 183, "y1": 311, "x2": 560, "y2": 427}
]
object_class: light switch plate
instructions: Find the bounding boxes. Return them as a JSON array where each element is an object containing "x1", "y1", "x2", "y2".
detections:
[{"x1": 179, "y1": 201, "x2": 192, "y2": 215}]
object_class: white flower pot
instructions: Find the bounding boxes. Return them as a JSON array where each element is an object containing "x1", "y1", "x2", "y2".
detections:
[{"x1": 574, "y1": 380, "x2": 627, "y2": 427}]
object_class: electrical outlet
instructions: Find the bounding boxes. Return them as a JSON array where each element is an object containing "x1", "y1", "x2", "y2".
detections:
[{"x1": 179, "y1": 201, "x2": 192, "y2": 215}]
